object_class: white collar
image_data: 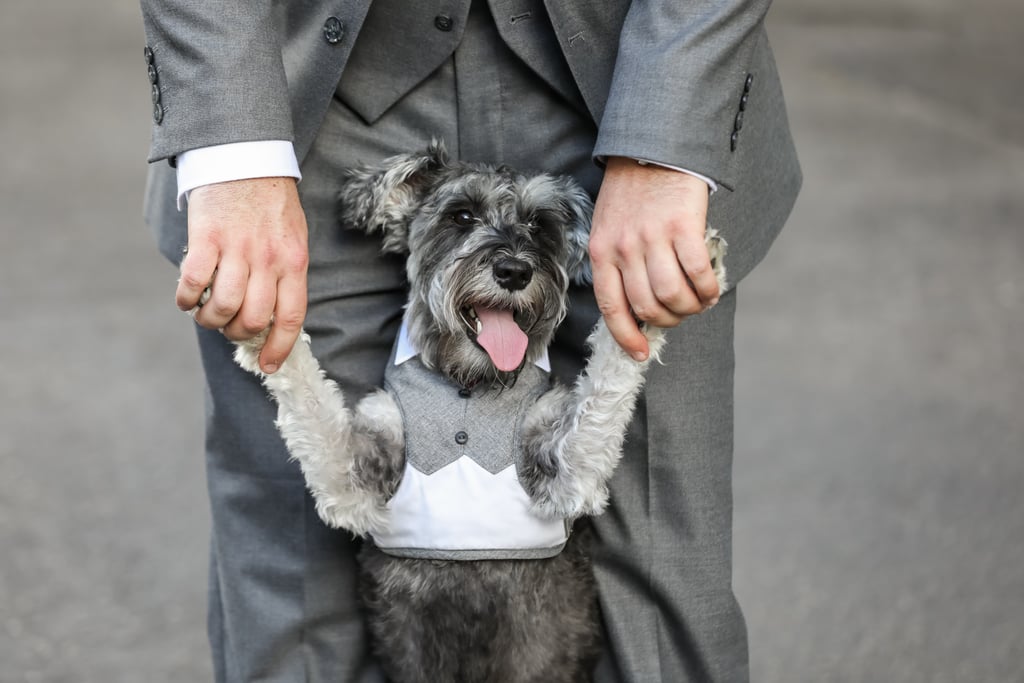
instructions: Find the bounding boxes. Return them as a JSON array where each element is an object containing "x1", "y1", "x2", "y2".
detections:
[{"x1": 394, "y1": 317, "x2": 551, "y2": 372}]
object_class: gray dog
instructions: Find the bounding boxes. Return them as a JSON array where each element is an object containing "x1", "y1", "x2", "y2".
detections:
[{"x1": 233, "y1": 142, "x2": 726, "y2": 682}]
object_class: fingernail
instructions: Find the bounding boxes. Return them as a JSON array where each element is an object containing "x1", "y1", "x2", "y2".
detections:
[
  {"x1": 708, "y1": 297, "x2": 720, "y2": 308},
  {"x1": 632, "y1": 351, "x2": 648, "y2": 362},
  {"x1": 264, "y1": 363, "x2": 279, "y2": 374}
]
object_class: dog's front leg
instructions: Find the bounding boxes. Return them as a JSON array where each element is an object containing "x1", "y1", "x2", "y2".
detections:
[
  {"x1": 522, "y1": 322, "x2": 665, "y2": 519},
  {"x1": 234, "y1": 332, "x2": 403, "y2": 536}
]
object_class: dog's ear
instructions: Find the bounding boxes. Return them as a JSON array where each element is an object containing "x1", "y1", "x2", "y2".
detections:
[
  {"x1": 556, "y1": 178, "x2": 594, "y2": 286},
  {"x1": 338, "y1": 139, "x2": 449, "y2": 254}
]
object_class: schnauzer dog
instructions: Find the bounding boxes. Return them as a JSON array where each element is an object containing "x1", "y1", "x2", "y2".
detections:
[{"x1": 233, "y1": 142, "x2": 727, "y2": 683}]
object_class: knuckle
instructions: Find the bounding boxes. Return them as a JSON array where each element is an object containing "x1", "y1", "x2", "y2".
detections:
[
  {"x1": 596, "y1": 299, "x2": 624, "y2": 318},
  {"x1": 208, "y1": 301, "x2": 238, "y2": 318},
  {"x1": 239, "y1": 315, "x2": 270, "y2": 336},
  {"x1": 684, "y1": 259, "x2": 711, "y2": 277},
  {"x1": 631, "y1": 303, "x2": 655, "y2": 321},
  {"x1": 179, "y1": 271, "x2": 209, "y2": 291},
  {"x1": 274, "y1": 310, "x2": 306, "y2": 331}
]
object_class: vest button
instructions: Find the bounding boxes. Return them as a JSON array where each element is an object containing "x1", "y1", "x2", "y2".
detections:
[
  {"x1": 323, "y1": 17, "x2": 345, "y2": 44},
  {"x1": 454, "y1": 431, "x2": 469, "y2": 445},
  {"x1": 458, "y1": 388, "x2": 472, "y2": 398},
  {"x1": 434, "y1": 14, "x2": 454, "y2": 31}
]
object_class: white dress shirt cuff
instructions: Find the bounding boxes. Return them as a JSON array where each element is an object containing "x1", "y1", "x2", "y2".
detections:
[
  {"x1": 175, "y1": 140, "x2": 302, "y2": 210},
  {"x1": 635, "y1": 159, "x2": 718, "y2": 193}
]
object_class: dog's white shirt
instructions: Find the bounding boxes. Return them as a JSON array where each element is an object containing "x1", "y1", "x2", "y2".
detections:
[{"x1": 371, "y1": 322, "x2": 569, "y2": 560}]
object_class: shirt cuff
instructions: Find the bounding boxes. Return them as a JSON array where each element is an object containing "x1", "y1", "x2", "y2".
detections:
[
  {"x1": 175, "y1": 140, "x2": 302, "y2": 210},
  {"x1": 635, "y1": 159, "x2": 718, "y2": 194}
]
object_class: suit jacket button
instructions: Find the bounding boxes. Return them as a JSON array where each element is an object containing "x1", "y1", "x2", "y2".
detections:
[
  {"x1": 153, "y1": 102, "x2": 164, "y2": 124},
  {"x1": 744, "y1": 73, "x2": 754, "y2": 92},
  {"x1": 151, "y1": 83, "x2": 161, "y2": 105},
  {"x1": 730, "y1": 131, "x2": 739, "y2": 151},
  {"x1": 143, "y1": 46, "x2": 154, "y2": 64},
  {"x1": 148, "y1": 64, "x2": 158, "y2": 84},
  {"x1": 434, "y1": 14, "x2": 454, "y2": 31},
  {"x1": 323, "y1": 16, "x2": 345, "y2": 44},
  {"x1": 739, "y1": 92, "x2": 748, "y2": 111},
  {"x1": 734, "y1": 110, "x2": 744, "y2": 131},
  {"x1": 455, "y1": 431, "x2": 469, "y2": 445}
]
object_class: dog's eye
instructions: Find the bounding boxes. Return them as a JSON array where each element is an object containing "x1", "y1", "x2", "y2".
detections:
[{"x1": 451, "y1": 209, "x2": 475, "y2": 227}]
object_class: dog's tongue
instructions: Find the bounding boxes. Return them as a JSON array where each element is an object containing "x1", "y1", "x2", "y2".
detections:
[{"x1": 475, "y1": 307, "x2": 528, "y2": 372}]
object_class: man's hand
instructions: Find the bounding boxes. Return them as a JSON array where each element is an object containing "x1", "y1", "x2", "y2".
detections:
[
  {"x1": 177, "y1": 177, "x2": 309, "y2": 374},
  {"x1": 589, "y1": 157, "x2": 720, "y2": 360}
]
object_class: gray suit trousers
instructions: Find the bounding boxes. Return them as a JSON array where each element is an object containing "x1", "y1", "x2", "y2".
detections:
[{"x1": 182, "y1": 4, "x2": 746, "y2": 681}]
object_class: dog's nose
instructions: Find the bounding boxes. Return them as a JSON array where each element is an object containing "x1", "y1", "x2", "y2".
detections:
[{"x1": 493, "y1": 258, "x2": 533, "y2": 291}]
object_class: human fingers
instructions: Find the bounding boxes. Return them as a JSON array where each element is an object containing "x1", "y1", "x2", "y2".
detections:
[
  {"x1": 675, "y1": 231, "x2": 721, "y2": 308},
  {"x1": 176, "y1": 243, "x2": 218, "y2": 312},
  {"x1": 258, "y1": 272, "x2": 307, "y2": 373},
  {"x1": 639, "y1": 245, "x2": 703, "y2": 323},
  {"x1": 193, "y1": 259, "x2": 248, "y2": 330},
  {"x1": 592, "y1": 260, "x2": 649, "y2": 361},
  {"x1": 221, "y1": 271, "x2": 277, "y2": 341}
]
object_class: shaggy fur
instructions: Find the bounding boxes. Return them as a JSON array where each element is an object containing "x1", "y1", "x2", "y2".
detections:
[{"x1": 232, "y1": 142, "x2": 727, "y2": 682}]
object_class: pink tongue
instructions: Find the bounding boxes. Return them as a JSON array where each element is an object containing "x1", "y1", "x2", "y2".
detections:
[{"x1": 475, "y1": 307, "x2": 529, "y2": 372}]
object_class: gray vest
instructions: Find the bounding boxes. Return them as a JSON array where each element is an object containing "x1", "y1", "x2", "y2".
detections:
[
  {"x1": 337, "y1": 0, "x2": 587, "y2": 125},
  {"x1": 371, "y1": 356, "x2": 570, "y2": 560}
]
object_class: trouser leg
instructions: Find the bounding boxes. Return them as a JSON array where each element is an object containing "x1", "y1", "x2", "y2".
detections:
[{"x1": 579, "y1": 290, "x2": 748, "y2": 683}]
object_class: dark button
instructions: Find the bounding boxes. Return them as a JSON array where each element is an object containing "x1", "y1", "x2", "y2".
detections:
[
  {"x1": 734, "y1": 110, "x2": 744, "y2": 131},
  {"x1": 458, "y1": 388, "x2": 472, "y2": 398},
  {"x1": 739, "y1": 92, "x2": 748, "y2": 112},
  {"x1": 434, "y1": 14, "x2": 454, "y2": 31},
  {"x1": 151, "y1": 83, "x2": 161, "y2": 105},
  {"x1": 148, "y1": 64, "x2": 158, "y2": 84},
  {"x1": 744, "y1": 73, "x2": 754, "y2": 92},
  {"x1": 730, "y1": 130, "x2": 739, "y2": 151},
  {"x1": 323, "y1": 17, "x2": 344, "y2": 44},
  {"x1": 153, "y1": 102, "x2": 163, "y2": 124},
  {"x1": 454, "y1": 431, "x2": 469, "y2": 445},
  {"x1": 143, "y1": 46, "x2": 154, "y2": 64}
]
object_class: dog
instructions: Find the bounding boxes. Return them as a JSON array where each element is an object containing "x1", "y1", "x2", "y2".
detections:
[{"x1": 232, "y1": 142, "x2": 727, "y2": 682}]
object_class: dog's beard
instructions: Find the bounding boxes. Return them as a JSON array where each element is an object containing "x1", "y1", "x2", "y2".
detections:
[{"x1": 405, "y1": 256, "x2": 568, "y2": 388}]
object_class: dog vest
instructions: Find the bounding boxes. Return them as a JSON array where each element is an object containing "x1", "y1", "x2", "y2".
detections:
[{"x1": 370, "y1": 325, "x2": 570, "y2": 560}]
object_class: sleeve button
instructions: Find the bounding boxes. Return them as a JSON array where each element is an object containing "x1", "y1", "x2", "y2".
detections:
[
  {"x1": 434, "y1": 14, "x2": 454, "y2": 31},
  {"x1": 323, "y1": 17, "x2": 345, "y2": 44}
]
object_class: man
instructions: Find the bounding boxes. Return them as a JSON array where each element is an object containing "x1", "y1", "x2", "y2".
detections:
[{"x1": 140, "y1": 1, "x2": 800, "y2": 681}]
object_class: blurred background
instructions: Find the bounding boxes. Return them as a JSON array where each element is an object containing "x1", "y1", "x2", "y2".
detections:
[{"x1": 1, "y1": 0, "x2": 1020, "y2": 681}]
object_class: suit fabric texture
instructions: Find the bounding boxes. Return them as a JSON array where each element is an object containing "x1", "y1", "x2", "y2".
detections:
[{"x1": 140, "y1": 1, "x2": 801, "y2": 681}]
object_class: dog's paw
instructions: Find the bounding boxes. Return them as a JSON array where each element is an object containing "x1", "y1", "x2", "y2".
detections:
[
  {"x1": 705, "y1": 228, "x2": 729, "y2": 293},
  {"x1": 641, "y1": 324, "x2": 668, "y2": 363},
  {"x1": 233, "y1": 329, "x2": 271, "y2": 376}
]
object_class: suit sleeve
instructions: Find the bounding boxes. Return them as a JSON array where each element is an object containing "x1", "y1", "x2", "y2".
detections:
[
  {"x1": 140, "y1": 0, "x2": 294, "y2": 162},
  {"x1": 592, "y1": 0, "x2": 774, "y2": 189}
]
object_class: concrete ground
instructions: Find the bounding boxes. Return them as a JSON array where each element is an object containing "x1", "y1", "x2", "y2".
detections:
[{"x1": 1, "y1": 1, "x2": 1020, "y2": 681}]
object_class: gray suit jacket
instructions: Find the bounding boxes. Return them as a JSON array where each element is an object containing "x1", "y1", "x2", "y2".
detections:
[{"x1": 140, "y1": 0, "x2": 800, "y2": 283}]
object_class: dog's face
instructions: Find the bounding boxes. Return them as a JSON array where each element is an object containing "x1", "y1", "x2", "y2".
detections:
[{"x1": 339, "y1": 142, "x2": 592, "y2": 387}]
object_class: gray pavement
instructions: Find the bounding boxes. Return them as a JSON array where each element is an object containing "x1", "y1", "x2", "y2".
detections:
[{"x1": 1, "y1": 1, "x2": 1021, "y2": 682}]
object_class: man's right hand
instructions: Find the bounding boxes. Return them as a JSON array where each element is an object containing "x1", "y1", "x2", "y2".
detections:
[{"x1": 177, "y1": 176, "x2": 309, "y2": 374}]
